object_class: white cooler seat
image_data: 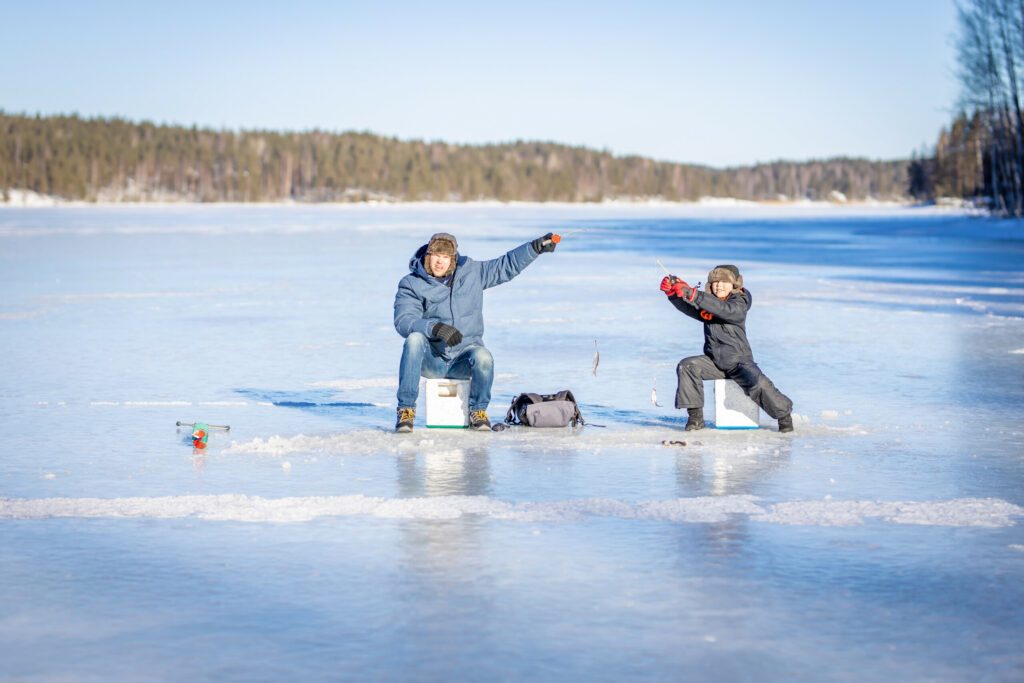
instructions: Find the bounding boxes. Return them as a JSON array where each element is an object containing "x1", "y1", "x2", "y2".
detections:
[
  {"x1": 711, "y1": 379, "x2": 760, "y2": 429},
  {"x1": 423, "y1": 379, "x2": 470, "y2": 428}
]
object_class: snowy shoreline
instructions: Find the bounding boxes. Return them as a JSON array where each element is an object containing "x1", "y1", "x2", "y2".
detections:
[{"x1": 0, "y1": 187, "x2": 972, "y2": 213}]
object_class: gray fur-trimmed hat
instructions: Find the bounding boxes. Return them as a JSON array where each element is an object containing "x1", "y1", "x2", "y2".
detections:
[
  {"x1": 426, "y1": 232, "x2": 458, "y2": 257},
  {"x1": 706, "y1": 264, "x2": 743, "y2": 291}
]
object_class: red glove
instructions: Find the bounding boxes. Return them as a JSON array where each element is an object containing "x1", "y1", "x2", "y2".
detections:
[
  {"x1": 661, "y1": 276, "x2": 696, "y2": 301},
  {"x1": 673, "y1": 281, "x2": 696, "y2": 301},
  {"x1": 660, "y1": 276, "x2": 684, "y2": 294}
]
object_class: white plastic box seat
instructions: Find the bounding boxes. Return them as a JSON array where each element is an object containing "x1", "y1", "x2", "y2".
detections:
[
  {"x1": 711, "y1": 379, "x2": 760, "y2": 429},
  {"x1": 423, "y1": 379, "x2": 470, "y2": 428}
]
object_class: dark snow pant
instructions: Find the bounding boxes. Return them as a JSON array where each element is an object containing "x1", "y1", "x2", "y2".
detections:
[{"x1": 675, "y1": 354, "x2": 793, "y2": 419}]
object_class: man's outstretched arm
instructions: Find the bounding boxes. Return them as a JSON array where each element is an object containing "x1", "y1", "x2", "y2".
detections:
[{"x1": 478, "y1": 234, "x2": 555, "y2": 289}]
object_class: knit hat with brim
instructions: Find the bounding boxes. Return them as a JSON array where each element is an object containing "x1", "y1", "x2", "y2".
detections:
[{"x1": 706, "y1": 264, "x2": 743, "y2": 292}]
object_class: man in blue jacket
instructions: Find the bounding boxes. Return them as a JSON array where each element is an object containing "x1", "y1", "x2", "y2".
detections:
[{"x1": 393, "y1": 231, "x2": 557, "y2": 432}]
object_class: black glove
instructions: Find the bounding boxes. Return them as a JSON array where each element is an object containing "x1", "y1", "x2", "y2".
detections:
[
  {"x1": 532, "y1": 233, "x2": 557, "y2": 254},
  {"x1": 431, "y1": 322, "x2": 463, "y2": 347}
]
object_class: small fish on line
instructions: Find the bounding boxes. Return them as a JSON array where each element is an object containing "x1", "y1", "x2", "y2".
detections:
[
  {"x1": 651, "y1": 377, "x2": 662, "y2": 407},
  {"x1": 592, "y1": 340, "x2": 600, "y2": 376}
]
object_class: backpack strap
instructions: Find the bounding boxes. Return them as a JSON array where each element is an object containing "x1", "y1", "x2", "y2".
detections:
[{"x1": 505, "y1": 394, "x2": 524, "y2": 425}]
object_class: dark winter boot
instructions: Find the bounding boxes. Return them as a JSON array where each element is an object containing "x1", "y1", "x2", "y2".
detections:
[
  {"x1": 685, "y1": 407, "x2": 705, "y2": 431},
  {"x1": 777, "y1": 414, "x2": 794, "y2": 433},
  {"x1": 396, "y1": 407, "x2": 416, "y2": 433}
]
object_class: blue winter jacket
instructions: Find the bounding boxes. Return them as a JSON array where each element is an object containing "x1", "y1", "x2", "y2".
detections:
[{"x1": 394, "y1": 240, "x2": 540, "y2": 360}]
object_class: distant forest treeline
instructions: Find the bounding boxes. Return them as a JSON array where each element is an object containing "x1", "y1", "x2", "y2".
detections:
[{"x1": 1, "y1": 112, "x2": 910, "y2": 203}]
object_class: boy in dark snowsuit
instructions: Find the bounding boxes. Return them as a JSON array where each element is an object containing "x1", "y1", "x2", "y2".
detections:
[{"x1": 660, "y1": 265, "x2": 794, "y2": 432}]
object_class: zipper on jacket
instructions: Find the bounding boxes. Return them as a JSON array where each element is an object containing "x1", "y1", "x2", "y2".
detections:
[{"x1": 448, "y1": 264, "x2": 456, "y2": 325}]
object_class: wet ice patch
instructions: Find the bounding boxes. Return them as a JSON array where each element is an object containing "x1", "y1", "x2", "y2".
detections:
[{"x1": 307, "y1": 378, "x2": 398, "y2": 390}]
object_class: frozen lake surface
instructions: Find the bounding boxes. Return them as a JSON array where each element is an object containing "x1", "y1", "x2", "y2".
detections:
[{"x1": 1, "y1": 203, "x2": 1022, "y2": 681}]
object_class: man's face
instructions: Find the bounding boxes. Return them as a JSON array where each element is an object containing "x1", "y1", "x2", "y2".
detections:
[
  {"x1": 427, "y1": 252, "x2": 452, "y2": 277},
  {"x1": 711, "y1": 280, "x2": 734, "y2": 300}
]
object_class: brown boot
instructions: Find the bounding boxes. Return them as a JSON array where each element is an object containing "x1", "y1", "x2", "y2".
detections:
[
  {"x1": 395, "y1": 407, "x2": 415, "y2": 433},
  {"x1": 469, "y1": 409, "x2": 492, "y2": 431}
]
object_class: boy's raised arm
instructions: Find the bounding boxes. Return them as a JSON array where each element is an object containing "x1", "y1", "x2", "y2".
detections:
[
  {"x1": 686, "y1": 288, "x2": 750, "y2": 323},
  {"x1": 668, "y1": 294, "x2": 708, "y2": 321},
  {"x1": 660, "y1": 275, "x2": 750, "y2": 324}
]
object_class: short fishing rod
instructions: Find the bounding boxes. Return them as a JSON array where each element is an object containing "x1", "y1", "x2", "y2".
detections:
[{"x1": 542, "y1": 227, "x2": 591, "y2": 248}]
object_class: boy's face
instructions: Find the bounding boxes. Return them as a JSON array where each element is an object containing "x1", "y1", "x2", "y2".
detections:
[
  {"x1": 427, "y1": 252, "x2": 452, "y2": 277},
  {"x1": 711, "y1": 280, "x2": 734, "y2": 299}
]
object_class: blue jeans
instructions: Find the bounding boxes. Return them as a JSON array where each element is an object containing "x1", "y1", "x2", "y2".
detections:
[{"x1": 397, "y1": 332, "x2": 494, "y2": 411}]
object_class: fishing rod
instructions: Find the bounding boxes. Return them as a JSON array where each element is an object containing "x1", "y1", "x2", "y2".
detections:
[
  {"x1": 656, "y1": 258, "x2": 680, "y2": 285},
  {"x1": 543, "y1": 227, "x2": 591, "y2": 247},
  {"x1": 176, "y1": 421, "x2": 230, "y2": 430},
  {"x1": 176, "y1": 421, "x2": 230, "y2": 450},
  {"x1": 656, "y1": 259, "x2": 701, "y2": 290}
]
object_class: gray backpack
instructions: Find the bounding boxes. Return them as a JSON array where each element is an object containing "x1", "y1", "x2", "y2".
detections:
[{"x1": 504, "y1": 390, "x2": 585, "y2": 428}]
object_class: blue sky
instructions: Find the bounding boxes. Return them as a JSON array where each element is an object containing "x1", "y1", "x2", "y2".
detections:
[{"x1": 1, "y1": 0, "x2": 958, "y2": 167}]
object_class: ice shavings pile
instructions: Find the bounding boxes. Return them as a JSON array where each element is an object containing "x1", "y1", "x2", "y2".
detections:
[
  {"x1": 220, "y1": 422, "x2": 860, "y2": 458},
  {"x1": 2, "y1": 494, "x2": 1019, "y2": 527},
  {"x1": 754, "y1": 498, "x2": 1024, "y2": 527}
]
